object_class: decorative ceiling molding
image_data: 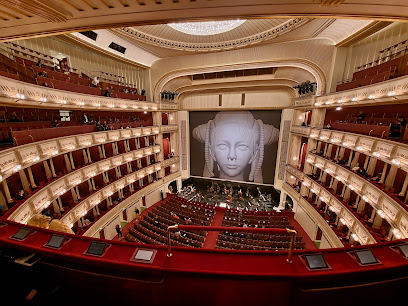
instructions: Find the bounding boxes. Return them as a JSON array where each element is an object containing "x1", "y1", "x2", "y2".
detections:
[
  {"x1": 154, "y1": 59, "x2": 327, "y2": 100},
  {"x1": 319, "y1": 0, "x2": 346, "y2": 7},
  {"x1": 0, "y1": 0, "x2": 72, "y2": 22},
  {"x1": 113, "y1": 18, "x2": 310, "y2": 53},
  {"x1": 1, "y1": 1, "x2": 408, "y2": 42}
]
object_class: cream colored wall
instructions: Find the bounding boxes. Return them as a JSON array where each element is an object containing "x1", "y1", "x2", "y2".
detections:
[
  {"x1": 181, "y1": 91, "x2": 292, "y2": 110},
  {"x1": 150, "y1": 38, "x2": 336, "y2": 97},
  {"x1": 294, "y1": 201, "x2": 317, "y2": 241},
  {"x1": 2, "y1": 37, "x2": 149, "y2": 94},
  {"x1": 274, "y1": 108, "x2": 294, "y2": 190},
  {"x1": 343, "y1": 22, "x2": 408, "y2": 81},
  {"x1": 145, "y1": 186, "x2": 164, "y2": 207}
]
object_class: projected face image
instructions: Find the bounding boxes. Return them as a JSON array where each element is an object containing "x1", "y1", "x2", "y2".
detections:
[
  {"x1": 192, "y1": 111, "x2": 280, "y2": 183},
  {"x1": 212, "y1": 123, "x2": 254, "y2": 181}
]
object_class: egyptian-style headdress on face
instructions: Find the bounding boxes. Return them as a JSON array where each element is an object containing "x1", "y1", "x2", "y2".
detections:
[{"x1": 192, "y1": 111, "x2": 279, "y2": 183}]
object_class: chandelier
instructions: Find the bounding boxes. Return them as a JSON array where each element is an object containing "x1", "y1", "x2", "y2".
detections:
[{"x1": 168, "y1": 20, "x2": 246, "y2": 36}]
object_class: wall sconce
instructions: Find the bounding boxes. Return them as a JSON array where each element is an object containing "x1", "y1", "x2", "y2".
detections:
[
  {"x1": 376, "y1": 209, "x2": 386, "y2": 218},
  {"x1": 392, "y1": 228, "x2": 402, "y2": 239}
]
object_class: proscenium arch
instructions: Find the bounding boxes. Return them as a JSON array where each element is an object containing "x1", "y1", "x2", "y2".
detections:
[{"x1": 154, "y1": 59, "x2": 327, "y2": 101}]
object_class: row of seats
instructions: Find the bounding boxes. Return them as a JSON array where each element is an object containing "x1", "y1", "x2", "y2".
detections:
[
  {"x1": 161, "y1": 201, "x2": 214, "y2": 222},
  {"x1": 222, "y1": 219, "x2": 292, "y2": 228},
  {"x1": 143, "y1": 215, "x2": 205, "y2": 242},
  {"x1": 138, "y1": 219, "x2": 203, "y2": 247},
  {"x1": 216, "y1": 237, "x2": 305, "y2": 251},
  {"x1": 336, "y1": 55, "x2": 403, "y2": 92},
  {"x1": 165, "y1": 199, "x2": 215, "y2": 217},
  {"x1": 155, "y1": 205, "x2": 211, "y2": 226},
  {"x1": 147, "y1": 211, "x2": 207, "y2": 237}
]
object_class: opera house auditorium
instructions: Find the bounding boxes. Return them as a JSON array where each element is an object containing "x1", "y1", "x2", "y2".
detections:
[{"x1": 2, "y1": 1, "x2": 408, "y2": 305}]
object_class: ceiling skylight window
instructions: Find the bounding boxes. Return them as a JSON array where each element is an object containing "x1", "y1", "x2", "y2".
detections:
[{"x1": 168, "y1": 20, "x2": 246, "y2": 36}]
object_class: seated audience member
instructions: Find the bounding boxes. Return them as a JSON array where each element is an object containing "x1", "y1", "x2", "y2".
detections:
[
  {"x1": 358, "y1": 167, "x2": 369, "y2": 177},
  {"x1": 15, "y1": 190, "x2": 27, "y2": 201},
  {"x1": 352, "y1": 163, "x2": 361, "y2": 172},
  {"x1": 336, "y1": 155, "x2": 346, "y2": 165},
  {"x1": 91, "y1": 76, "x2": 100, "y2": 88},
  {"x1": 170, "y1": 212, "x2": 180, "y2": 219},
  {"x1": 42, "y1": 81, "x2": 50, "y2": 87},
  {"x1": 9, "y1": 112, "x2": 20, "y2": 122},
  {"x1": 361, "y1": 211, "x2": 370, "y2": 221},
  {"x1": 325, "y1": 123, "x2": 332, "y2": 129},
  {"x1": 141, "y1": 89, "x2": 146, "y2": 95},
  {"x1": 390, "y1": 115, "x2": 407, "y2": 138},
  {"x1": 370, "y1": 172, "x2": 382, "y2": 182},
  {"x1": 51, "y1": 120, "x2": 59, "y2": 127},
  {"x1": 96, "y1": 121, "x2": 104, "y2": 131},
  {"x1": 356, "y1": 110, "x2": 366, "y2": 123},
  {"x1": 103, "y1": 88, "x2": 111, "y2": 97}
]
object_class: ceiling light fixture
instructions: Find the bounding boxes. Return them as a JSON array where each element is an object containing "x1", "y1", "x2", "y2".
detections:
[{"x1": 168, "y1": 20, "x2": 246, "y2": 36}]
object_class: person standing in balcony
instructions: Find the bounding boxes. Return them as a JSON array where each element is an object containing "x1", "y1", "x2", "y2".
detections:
[
  {"x1": 390, "y1": 115, "x2": 407, "y2": 138},
  {"x1": 91, "y1": 76, "x2": 99, "y2": 88},
  {"x1": 81, "y1": 112, "x2": 89, "y2": 124},
  {"x1": 356, "y1": 110, "x2": 366, "y2": 123},
  {"x1": 115, "y1": 224, "x2": 122, "y2": 238}
]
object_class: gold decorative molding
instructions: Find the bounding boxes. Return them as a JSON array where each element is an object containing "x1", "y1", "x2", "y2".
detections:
[{"x1": 319, "y1": 0, "x2": 346, "y2": 7}]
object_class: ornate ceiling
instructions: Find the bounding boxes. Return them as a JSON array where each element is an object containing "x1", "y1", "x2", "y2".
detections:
[{"x1": 0, "y1": 0, "x2": 407, "y2": 41}]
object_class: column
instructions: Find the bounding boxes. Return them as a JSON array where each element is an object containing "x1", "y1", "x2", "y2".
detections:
[
  {"x1": 399, "y1": 173, "x2": 408, "y2": 197},
  {"x1": 86, "y1": 148, "x2": 92, "y2": 163},
  {"x1": 18, "y1": 169, "x2": 30, "y2": 192},
  {"x1": 334, "y1": 146, "x2": 340, "y2": 160},
  {"x1": 69, "y1": 152, "x2": 76, "y2": 169},
  {"x1": 384, "y1": 165, "x2": 398, "y2": 189},
  {"x1": 26, "y1": 167, "x2": 37, "y2": 188},
  {"x1": 98, "y1": 145, "x2": 105, "y2": 159},
  {"x1": 379, "y1": 164, "x2": 388, "y2": 184},
  {"x1": 366, "y1": 157, "x2": 377, "y2": 176},
  {"x1": 49, "y1": 158, "x2": 57, "y2": 177},
  {"x1": 82, "y1": 149, "x2": 89, "y2": 164},
  {"x1": 64, "y1": 154, "x2": 72, "y2": 172},
  {"x1": 363, "y1": 156, "x2": 370, "y2": 171},
  {"x1": 43, "y1": 160, "x2": 52, "y2": 179},
  {"x1": 343, "y1": 187, "x2": 351, "y2": 202},
  {"x1": 350, "y1": 152, "x2": 360, "y2": 168},
  {"x1": 71, "y1": 188, "x2": 79, "y2": 203},
  {"x1": 115, "y1": 166, "x2": 121, "y2": 179},
  {"x1": 2, "y1": 180, "x2": 13, "y2": 203},
  {"x1": 52, "y1": 199, "x2": 61, "y2": 215},
  {"x1": 347, "y1": 150, "x2": 354, "y2": 167}
]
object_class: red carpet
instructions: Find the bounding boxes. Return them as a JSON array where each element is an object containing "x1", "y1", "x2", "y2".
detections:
[
  {"x1": 202, "y1": 210, "x2": 225, "y2": 249},
  {"x1": 289, "y1": 217, "x2": 317, "y2": 250},
  {"x1": 112, "y1": 200, "x2": 164, "y2": 241}
]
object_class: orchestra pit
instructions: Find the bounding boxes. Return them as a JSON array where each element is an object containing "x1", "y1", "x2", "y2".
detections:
[{"x1": 2, "y1": 1, "x2": 408, "y2": 305}]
